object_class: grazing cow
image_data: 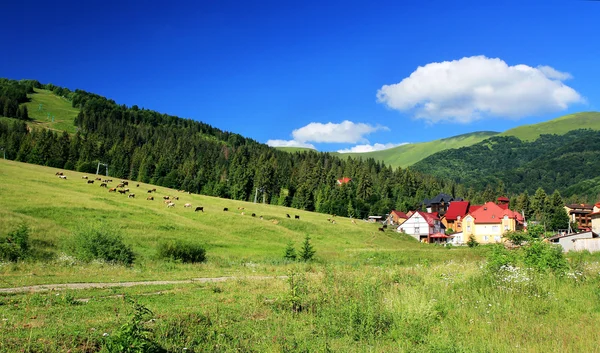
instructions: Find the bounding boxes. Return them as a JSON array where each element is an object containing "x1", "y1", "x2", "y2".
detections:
[
  {"x1": 294, "y1": 215, "x2": 300, "y2": 220},
  {"x1": 136, "y1": 184, "x2": 140, "y2": 187},
  {"x1": 251, "y1": 213, "x2": 256, "y2": 217},
  {"x1": 327, "y1": 218, "x2": 331, "y2": 222},
  {"x1": 117, "y1": 183, "x2": 124, "y2": 188},
  {"x1": 55, "y1": 172, "x2": 63, "y2": 176},
  {"x1": 109, "y1": 188, "x2": 117, "y2": 192},
  {"x1": 173, "y1": 196, "x2": 179, "y2": 200},
  {"x1": 123, "y1": 188, "x2": 130, "y2": 192},
  {"x1": 331, "y1": 220, "x2": 336, "y2": 224},
  {"x1": 167, "y1": 202, "x2": 175, "y2": 208},
  {"x1": 147, "y1": 190, "x2": 153, "y2": 193},
  {"x1": 147, "y1": 196, "x2": 154, "y2": 200},
  {"x1": 286, "y1": 214, "x2": 291, "y2": 218},
  {"x1": 238, "y1": 207, "x2": 245, "y2": 210},
  {"x1": 223, "y1": 208, "x2": 228, "y2": 212},
  {"x1": 260, "y1": 216, "x2": 263, "y2": 220},
  {"x1": 128, "y1": 193, "x2": 135, "y2": 198},
  {"x1": 163, "y1": 196, "x2": 170, "y2": 200},
  {"x1": 87, "y1": 180, "x2": 94, "y2": 184},
  {"x1": 151, "y1": 188, "x2": 156, "y2": 192},
  {"x1": 118, "y1": 189, "x2": 126, "y2": 194},
  {"x1": 95, "y1": 177, "x2": 102, "y2": 181},
  {"x1": 184, "y1": 203, "x2": 192, "y2": 208},
  {"x1": 82, "y1": 176, "x2": 88, "y2": 179},
  {"x1": 100, "y1": 183, "x2": 107, "y2": 188},
  {"x1": 59, "y1": 175, "x2": 67, "y2": 180},
  {"x1": 241, "y1": 212, "x2": 245, "y2": 215},
  {"x1": 195, "y1": 206, "x2": 204, "y2": 212},
  {"x1": 378, "y1": 227, "x2": 384, "y2": 232},
  {"x1": 122, "y1": 181, "x2": 129, "y2": 186}
]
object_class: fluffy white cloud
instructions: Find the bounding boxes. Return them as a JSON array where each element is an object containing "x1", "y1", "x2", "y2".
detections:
[
  {"x1": 292, "y1": 120, "x2": 388, "y2": 143},
  {"x1": 337, "y1": 142, "x2": 409, "y2": 153},
  {"x1": 376, "y1": 56, "x2": 583, "y2": 123},
  {"x1": 266, "y1": 139, "x2": 316, "y2": 149}
]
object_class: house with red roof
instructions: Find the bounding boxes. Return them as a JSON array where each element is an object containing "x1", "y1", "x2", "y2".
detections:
[
  {"x1": 397, "y1": 211, "x2": 445, "y2": 243},
  {"x1": 387, "y1": 210, "x2": 408, "y2": 225},
  {"x1": 336, "y1": 177, "x2": 352, "y2": 185},
  {"x1": 462, "y1": 201, "x2": 524, "y2": 244},
  {"x1": 441, "y1": 201, "x2": 470, "y2": 233}
]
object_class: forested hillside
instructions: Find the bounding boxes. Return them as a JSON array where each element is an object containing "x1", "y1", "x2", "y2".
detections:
[
  {"x1": 0, "y1": 78, "x2": 470, "y2": 217},
  {"x1": 412, "y1": 129, "x2": 600, "y2": 202}
]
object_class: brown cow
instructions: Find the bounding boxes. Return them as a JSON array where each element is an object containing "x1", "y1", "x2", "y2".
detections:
[
  {"x1": 55, "y1": 172, "x2": 63, "y2": 176},
  {"x1": 117, "y1": 183, "x2": 125, "y2": 188},
  {"x1": 147, "y1": 196, "x2": 154, "y2": 200},
  {"x1": 109, "y1": 188, "x2": 117, "y2": 192}
]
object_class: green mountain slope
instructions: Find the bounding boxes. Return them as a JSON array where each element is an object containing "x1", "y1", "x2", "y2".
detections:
[
  {"x1": 337, "y1": 131, "x2": 499, "y2": 168},
  {"x1": 273, "y1": 146, "x2": 315, "y2": 153},
  {"x1": 500, "y1": 112, "x2": 600, "y2": 141},
  {"x1": 24, "y1": 89, "x2": 80, "y2": 133}
]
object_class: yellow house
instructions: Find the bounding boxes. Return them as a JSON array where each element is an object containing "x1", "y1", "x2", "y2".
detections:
[
  {"x1": 591, "y1": 202, "x2": 600, "y2": 234},
  {"x1": 462, "y1": 202, "x2": 524, "y2": 244}
]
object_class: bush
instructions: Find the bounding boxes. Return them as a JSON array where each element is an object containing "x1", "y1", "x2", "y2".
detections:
[
  {"x1": 0, "y1": 223, "x2": 30, "y2": 262},
  {"x1": 283, "y1": 241, "x2": 297, "y2": 261},
  {"x1": 486, "y1": 244, "x2": 517, "y2": 272},
  {"x1": 523, "y1": 240, "x2": 568, "y2": 274},
  {"x1": 70, "y1": 224, "x2": 135, "y2": 265},
  {"x1": 158, "y1": 240, "x2": 206, "y2": 263},
  {"x1": 467, "y1": 235, "x2": 479, "y2": 248}
]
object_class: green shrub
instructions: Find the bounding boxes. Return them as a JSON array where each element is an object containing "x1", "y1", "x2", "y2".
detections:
[
  {"x1": 504, "y1": 230, "x2": 531, "y2": 246},
  {"x1": 283, "y1": 241, "x2": 297, "y2": 261},
  {"x1": 467, "y1": 235, "x2": 479, "y2": 248},
  {"x1": 158, "y1": 240, "x2": 206, "y2": 263},
  {"x1": 523, "y1": 240, "x2": 568, "y2": 274},
  {"x1": 70, "y1": 224, "x2": 135, "y2": 265},
  {"x1": 0, "y1": 223, "x2": 30, "y2": 262},
  {"x1": 486, "y1": 244, "x2": 517, "y2": 272}
]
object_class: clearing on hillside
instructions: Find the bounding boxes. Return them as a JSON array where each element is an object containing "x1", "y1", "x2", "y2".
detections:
[{"x1": 23, "y1": 89, "x2": 79, "y2": 133}]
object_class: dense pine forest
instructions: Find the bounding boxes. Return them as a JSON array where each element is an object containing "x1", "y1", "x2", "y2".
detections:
[{"x1": 0, "y1": 79, "x2": 475, "y2": 218}]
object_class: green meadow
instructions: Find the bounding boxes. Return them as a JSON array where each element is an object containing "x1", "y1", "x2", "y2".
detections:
[
  {"x1": 23, "y1": 89, "x2": 80, "y2": 133},
  {"x1": 2, "y1": 160, "x2": 600, "y2": 352}
]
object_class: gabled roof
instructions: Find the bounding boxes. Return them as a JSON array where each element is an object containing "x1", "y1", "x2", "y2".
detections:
[
  {"x1": 390, "y1": 210, "x2": 408, "y2": 219},
  {"x1": 415, "y1": 211, "x2": 439, "y2": 226},
  {"x1": 423, "y1": 193, "x2": 455, "y2": 207},
  {"x1": 469, "y1": 205, "x2": 482, "y2": 213},
  {"x1": 336, "y1": 177, "x2": 351, "y2": 185},
  {"x1": 444, "y1": 201, "x2": 470, "y2": 221},
  {"x1": 469, "y1": 201, "x2": 521, "y2": 224},
  {"x1": 565, "y1": 203, "x2": 593, "y2": 210}
]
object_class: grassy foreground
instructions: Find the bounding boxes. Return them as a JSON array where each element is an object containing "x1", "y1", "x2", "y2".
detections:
[{"x1": 2, "y1": 160, "x2": 600, "y2": 352}]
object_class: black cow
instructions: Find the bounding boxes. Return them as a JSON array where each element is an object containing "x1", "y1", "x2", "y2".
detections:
[
  {"x1": 195, "y1": 206, "x2": 204, "y2": 212},
  {"x1": 378, "y1": 227, "x2": 384, "y2": 232},
  {"x1": 294, "y1": 215, "x2": 300, "y2": 219},
  {"x1": 286, "y1": 214, "x2": 290, "y2": 218},
  {"x1": 251, "y1": 213, "x2": 256, "y2": 217},
  {"x1": 223, "y1": 207, "x2": 228, "y2": 211},
  {"x1": 87, "y1": 180, "x2": 94, "y2": 184}
]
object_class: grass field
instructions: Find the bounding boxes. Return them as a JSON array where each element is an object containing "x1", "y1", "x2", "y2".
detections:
[
  {"x1": 22, "y1": 89, "x2": 80, "y2": 133},
  {"x1": 273, "y1": 147, "x2": 316, "y2": 153},
  {"x1": 2, "y1": 160, "x2": 600, "y2": 352},
  {"x1": 500, "y1": 111, "x2": 600, "y2": 141}
]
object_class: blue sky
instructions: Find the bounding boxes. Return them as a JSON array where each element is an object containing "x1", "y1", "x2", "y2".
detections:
[{"x1": 1, "y1": 0, "x2": 599, "y2": 152}]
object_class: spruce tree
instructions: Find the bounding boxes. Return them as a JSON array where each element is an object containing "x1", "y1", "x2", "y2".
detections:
[
  {"x1": 299, "y1": 235, "x2": 315, "y2": 262},
  {"x1": 284, "y1": 241, "x2": 297, "y2": 261}
]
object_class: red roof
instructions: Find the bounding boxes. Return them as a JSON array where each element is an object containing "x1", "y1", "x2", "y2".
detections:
[
  {"x1": 444, "y1": 201, "x2": 470, "y2": 221},
  {"x1": 497, "y1": 196, "x2": 510, "y2": 202},
  {"x1": 430, "y1": 232, "x2": 451, "y2": 238},
  {"x1": 390, "y1": 210, "x2": 408, "y2": 219},
  {"x1": 469, "y1": 201, "x2": 522, "y2": 224},
  {"x1": 415, "y1": 211, "x2": 439, "y2": 226},
  {"x1": 498, "y1": 203, "x2": 509, "y2": 210},
  {"x1": 469, "y1": 205, "x2": 482, "y2": 213},
  {"x1": 336, "y1": 177, "x2": 351, "y2": 185}
]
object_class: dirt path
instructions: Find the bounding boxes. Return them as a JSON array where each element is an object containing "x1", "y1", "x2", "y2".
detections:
[{"x1": 0, "y1": 275, "x2": 288, "y2": 294}]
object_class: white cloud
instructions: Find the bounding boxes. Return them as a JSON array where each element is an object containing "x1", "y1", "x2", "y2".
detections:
[
  {"x1": 266, "y1": 139, "x2": 316, "y2": 149},
  {"x1": 376, "y1": 55, "x2": 583, "y2": 123},
  {"x1": 337, "y1": 142, "x2": 409, "y2": 153},
  {"x1": 292, "y1": 120, "x2": 388, "y2": 143}
]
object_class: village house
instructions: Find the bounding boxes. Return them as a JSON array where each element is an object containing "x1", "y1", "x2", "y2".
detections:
[
  {"x1": 397, "y1": 211, "x2": 445, "y2": 243},
  {"x1": 591, "y1": 202, "x2": 600, "y2": 234},
  {"x1": 387, "y1": 210, "x2": 408, "y2": 225},
  {"x1": 462, "y1": 201, "x2": 524, "y2": 244},
  {"x1": 547, "y1": 231, "x2": 599, "y2": 252},
  {"x1": 441, "y1": 201, "x2": 470, "y2": 233},
  {"x1": 422, "y1": 193, "x2": 462, "y2": 216},
  {"x1": 565, "y1": 203, "x2": 594, "y2": 231}
]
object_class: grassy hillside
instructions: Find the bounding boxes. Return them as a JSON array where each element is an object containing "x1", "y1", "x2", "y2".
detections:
[
  {"x1": 0, "y1": 159, "x2": 470, "y2": 287},
  {"x1": 23, "y1": 89, "x2": 79, "y2": 133},
  {"x1": 2, "y1": 160, "x2": 600, "y2": 352},
  {"x1": 500, "y1": 112, "x2": 600, "y2": 141},
  {"x1": 338, "y1": 131, "x2": 499, "y2": 168}
]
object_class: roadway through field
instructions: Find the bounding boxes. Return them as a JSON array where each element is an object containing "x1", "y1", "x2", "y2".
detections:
[{"x1": 0, "y1": 275, "x2": 288, "y2": 294}]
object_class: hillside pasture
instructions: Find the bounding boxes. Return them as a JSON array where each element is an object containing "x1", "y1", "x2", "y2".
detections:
[{"x1": 23, "y1": 89, "x2": 79, "y2": 133}]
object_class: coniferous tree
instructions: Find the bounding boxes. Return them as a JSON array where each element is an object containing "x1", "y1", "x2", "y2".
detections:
[{"x1": 299, "y1": 235, "x2": 315, "y2": 262}]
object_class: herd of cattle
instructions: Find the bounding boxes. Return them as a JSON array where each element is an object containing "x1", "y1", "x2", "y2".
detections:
[{"x1": 54, "y1": 172, "x2": 306, "y2": 220}]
